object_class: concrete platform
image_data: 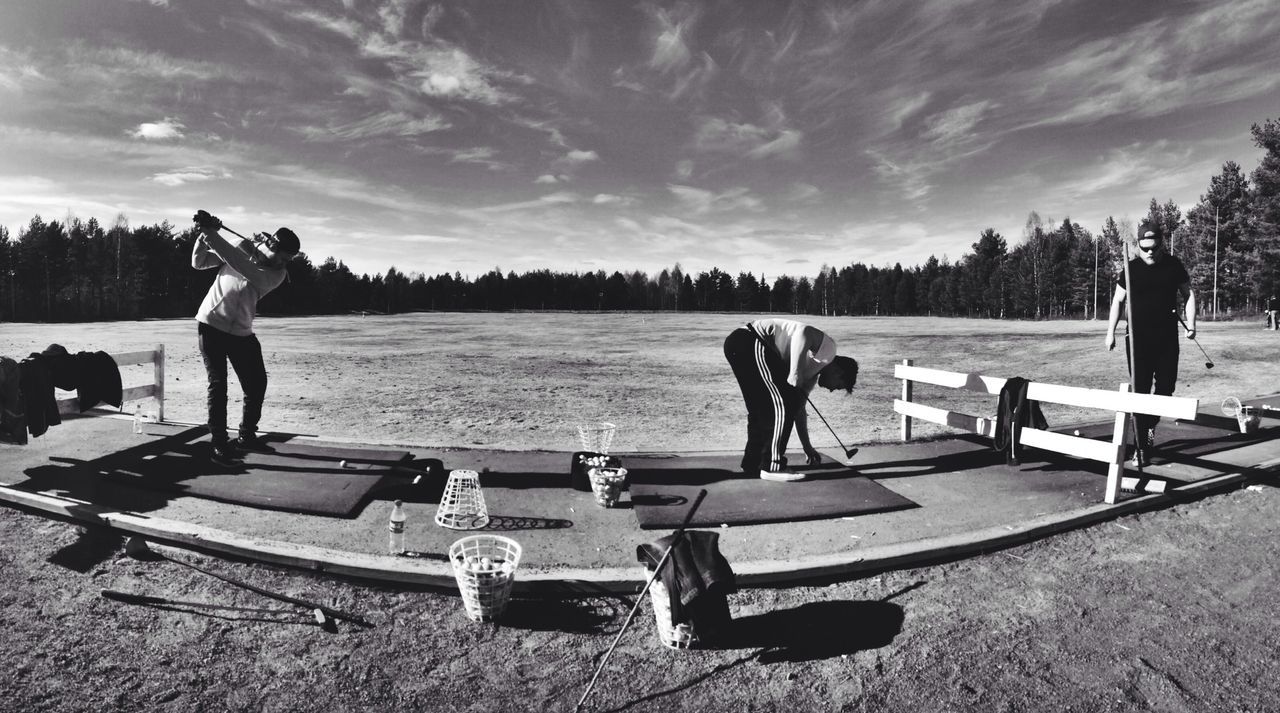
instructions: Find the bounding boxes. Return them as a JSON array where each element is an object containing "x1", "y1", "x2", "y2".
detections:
[{"x1": 2, "y1": 402, "x2": 1278, "y2": 594}]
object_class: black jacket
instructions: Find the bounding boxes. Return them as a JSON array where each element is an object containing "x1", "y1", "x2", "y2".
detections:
[
  {"x1": 637, "y1": 531, "x2": 736, "y2": 639},
  {"x1": 993, "y1": 377, "x2": 1048, "y2": 465}
]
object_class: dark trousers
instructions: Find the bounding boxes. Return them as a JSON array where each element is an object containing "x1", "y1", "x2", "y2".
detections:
[
  {"x1": 198, "y1": 322, "x2": 267, "y2": 445},
  {"x1": 723, "y1": 328, "x2": 798, "y2": 473},
  {"x1": 1126, "y1": 331, "x2": 1179, "y2": 433}
]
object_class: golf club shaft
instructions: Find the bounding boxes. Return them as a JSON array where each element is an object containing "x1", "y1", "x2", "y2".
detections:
[
  {"x1": 806, "y1": 396, "x2": 854, "y2": 457},
  {"x1": 158, "y1": 548, "x2": 373, "y2": 628},
  {"x1": 576, "y1": 489, "x2": 707, "y2": 712},
  {"x1": 1177, "y1": 316, "x2": 1215, "y2": 366},
  {"x1": 1120, "y1": 243, "x2": 1145, "y2": 471}
]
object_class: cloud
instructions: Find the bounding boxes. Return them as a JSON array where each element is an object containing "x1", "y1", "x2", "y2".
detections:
[
  {"x1": 131, "y1": 118, "x2": 185, "y2": 140},
  {"x1": 472, "y1": 191, "x2": 581, "y2": 214},
  {"x1": 921, "y1": 101, "x2": 992, "y2": 148},
  {"x1": 564, "y1": 149, "x2": 599, "y2": 163},
  {"x1": 592, "y1": 193, "x2": 629, "y2": 205},
  {"x1": 535, "y1": 174, "x2": 568, "y2": 184},
  {"x1": 296, "y1": 111, "x2": 450, "y2": 141},
  {"x1": 388, "y1": 233, "x2": 461, "y2": 244},
  {"x1": 745, "y1": 129, "x2": 802, "y2": 159},
  {"x1": 150, "y1": 167, "x2": 231, "y2": 186},
  {"x1": 692, "y1": 116, "x2": 803, "y2": 160},
  {"x1": 667, "y1": 184, "x2": 763, "y2": 214}
]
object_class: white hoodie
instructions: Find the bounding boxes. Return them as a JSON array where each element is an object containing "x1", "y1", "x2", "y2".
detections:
[{"x1": 192, "y1": 229, "x2": 286, "y2": 336}]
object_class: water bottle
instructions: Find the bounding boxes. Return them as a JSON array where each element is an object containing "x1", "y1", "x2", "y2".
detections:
[
  {"x1": 388, "y1": 500, "x2": 406, "y2": 555},
  {"x1": 132, "y1": 404, "x2": 143, "y2": 435}
]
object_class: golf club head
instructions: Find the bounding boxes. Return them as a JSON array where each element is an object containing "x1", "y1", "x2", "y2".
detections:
[
  {"x1": 1205, "y1": 361, "x2": 1214, "y2": 369},
  {"x1": 124, "y1": 536, "x2": 163, "y2": 562}
]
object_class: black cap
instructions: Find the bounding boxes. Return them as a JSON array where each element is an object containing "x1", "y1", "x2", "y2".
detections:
[
  {"x1": 1137, "y1": 220, "x2": 1163, "y2": 242},
  {"x1": 274, "y1": 227, "x2": 300, "y2": 255}
]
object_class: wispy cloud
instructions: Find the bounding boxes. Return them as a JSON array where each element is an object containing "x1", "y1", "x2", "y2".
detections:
[
  {"x1": 150, "y1": 167, "x2": 231, "y2": 187},
  {"x1": 131, "y1": 118, "x2": 185, "y2": 140},
  {"x1": 295, "y1": 111, "x2": 450, "y2": 141}
]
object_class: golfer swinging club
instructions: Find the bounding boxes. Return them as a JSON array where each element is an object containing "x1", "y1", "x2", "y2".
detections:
[
  {"x1": 724, "y1": 318, "x2": 858, "y2": 482},
  {"x1": 191, "y1": 210, "x2": 300, "y2": 466},
  {"x1": 1103, "y1": 219, "x2": 1195, "y2": 466}
]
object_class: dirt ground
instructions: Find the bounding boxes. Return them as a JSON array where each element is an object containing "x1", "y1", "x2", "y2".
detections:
[{"x1": 2, "y1": 313, "x2": 1279, "y2": 711}]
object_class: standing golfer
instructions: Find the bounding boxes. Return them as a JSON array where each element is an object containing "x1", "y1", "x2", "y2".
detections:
[
  {"x1": 1103, "y1": 220, "x2": 1195, "y2": 465},
  {"x1": 191, "y1": 210, "x2": 300, "y2": 466},
  {"x1": 723, "y1": 318, "x2": 858, "y2": 482},
  {"x1": 1265, "y1": 294, "x2": 1278, "y2": 330}
]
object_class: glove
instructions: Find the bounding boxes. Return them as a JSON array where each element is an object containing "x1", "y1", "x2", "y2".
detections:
[
  {"x1": 193, "y1": 210, "x2": 222, "y2": 231},
  {"x1": 805, "y1": 448, "x2": 822, "y2": 466}
]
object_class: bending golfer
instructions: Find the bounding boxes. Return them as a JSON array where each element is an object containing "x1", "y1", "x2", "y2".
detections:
[
  {"x1": 723, "y1": 318, "x2": 858, "y2": 482},
  {"x1": 1103, "y1": 220, "x2": 1195, "y2": 465},
  {"x1": 191, "y1": 210, "x2": 300, "y2": 466}
]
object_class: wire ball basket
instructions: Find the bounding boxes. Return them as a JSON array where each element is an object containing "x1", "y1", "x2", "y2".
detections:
[
  {"x1": 649, "y1": 577, "x2": 696, "y2": 649},
  {"x1": 1221, "y1": 397, "x2": 1259, "y2": 433},
  {"x1": 577, "y1": 421, "x2": 617, "y2": 455},
  {"x1": 435, "y1": 469, "x2": 490, "y2": 530},
  {"x1": 587, "y1": 466, "x2": 627, "y2": 507},
  {"x1": 449, "y1": 535, "x2": 522, "y2": 622}
]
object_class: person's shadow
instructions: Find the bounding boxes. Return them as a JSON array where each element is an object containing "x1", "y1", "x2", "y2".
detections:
[{"x1": 716, "y1": 598, "x2": 905, "y2": 662}]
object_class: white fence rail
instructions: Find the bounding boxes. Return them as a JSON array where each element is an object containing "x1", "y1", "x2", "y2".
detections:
[
  {"x1": 55, "y1": 344, "x2": 165, "y2": 422},
  {"x1": 893, "y1": 359, "x2": 1199, "y2": 504}
]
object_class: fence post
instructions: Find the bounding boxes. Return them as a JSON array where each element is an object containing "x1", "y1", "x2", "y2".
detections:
[
  {"x1": 900, "y1": 358, "x2": 913, "y2": 442},
  {"x1": 154, "y1": 344, "x2": 165, "y2": 423},
  {"x1": 1104, "y1": 382, "x2": 1130, "y2": 504}
]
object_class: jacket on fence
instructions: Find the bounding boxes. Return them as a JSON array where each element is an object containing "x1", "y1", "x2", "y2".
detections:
[
  {"x1": 18, "y1": 351, "x2": 61, "y2": 438},
  {"x1": 637, "y1": 530, "x2": 736, "y2": 642},
  {"x1": 0, "y1": 357, "x2": 27, "y2": 445},
  {"x1": 69, "y1": 351, "x2": 123, "y2": 412},
  {"x1": 993, "y1": 376, "x2": 1048, "y2": 466}
]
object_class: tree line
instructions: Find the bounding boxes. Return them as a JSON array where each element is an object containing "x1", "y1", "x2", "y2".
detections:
[{"x1": 2, "y1": 118, "x2": 1277, "y2": 323}]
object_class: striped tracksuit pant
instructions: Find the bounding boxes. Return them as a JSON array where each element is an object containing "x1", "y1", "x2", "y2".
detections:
[{"x1": 723, "y1": 326, "x2": 798, "y2": 473}]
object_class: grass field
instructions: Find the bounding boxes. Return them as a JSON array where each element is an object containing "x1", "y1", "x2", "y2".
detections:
[{"x1": 1, "y1": 313, "x2": 1277, "y2": 712}]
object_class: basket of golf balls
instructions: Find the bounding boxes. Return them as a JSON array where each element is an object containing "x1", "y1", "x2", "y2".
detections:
[
  {"x1": 571, "y1": 452, "x2": 622, "y2": 491},
  {"x1": 649, "y1": 577, "x2": 696, "y2": 649},
  {"x1": 449, "y1": 535, "x2": 522, "y2": 622},
  {"x1": 587, "y1": 465, "x2": 628, "y2": 507}
]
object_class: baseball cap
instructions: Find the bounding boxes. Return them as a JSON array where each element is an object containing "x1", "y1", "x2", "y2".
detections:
[
  {"x1": 1137, "y1": 220, "x2": 1163, "y2": 242},
  {"x1": 273, "y1": 227, "x2": 301, "y2": 255}
]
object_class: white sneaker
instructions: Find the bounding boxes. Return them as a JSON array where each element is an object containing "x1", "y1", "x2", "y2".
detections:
[{"x1": 760, "y1": 468, "x2": 806, "y2": 482}]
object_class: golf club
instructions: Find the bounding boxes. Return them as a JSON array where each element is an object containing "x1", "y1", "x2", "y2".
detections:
[
  {"x1": 125, "y1": 537, "x2": 373, "y2": 628},
  {"x1": 100, "y1": 588, "x2": 334, "y2": 628},
  {"x1": 575, "y1": 489, "x2": 707, "y2": 712},
  {"x1": 1178, "y1": 317, "x2": 1214, "y2": 369},
  {"x1": 806, "y1": 396, "x2": 859, "y2": 462}
]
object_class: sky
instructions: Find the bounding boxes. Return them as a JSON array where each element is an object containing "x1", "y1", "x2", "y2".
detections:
[{"x1": 1, "y1": 0, "x2": 1279, "y2": 280}]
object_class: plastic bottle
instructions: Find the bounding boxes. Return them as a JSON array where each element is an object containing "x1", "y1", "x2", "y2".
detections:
[
  {"x1": 388, "y1": 500, "x2": 406, "y2": 555},
  {"x1": 132, "y1": 404, "x2": 143, "y2": 435}
]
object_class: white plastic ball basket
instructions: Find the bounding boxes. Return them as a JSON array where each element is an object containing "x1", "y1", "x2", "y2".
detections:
[
  {"x1": 587, "y1": 466, "x2": 627, "y2": 507},
  {"x1": 649, "y1": 577, "x2": 696, "y2": 650},
  {"x1": 577, "y1": 421, "x2": 617, "y2": 454},
  {"x1": 449, "y1": 535, "x2": 522, "y2": 622},
  {"x1": 435, "y1": 469, "x2": 490, "y2": 530}
]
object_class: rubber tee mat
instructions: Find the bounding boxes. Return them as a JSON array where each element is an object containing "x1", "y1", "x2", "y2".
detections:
[
  {"x1": 626, "y1": 454, "x2": 917, "y2": 529},
  {"x1": 99, "y1": 428, "x2": 418, "y2": 517}
]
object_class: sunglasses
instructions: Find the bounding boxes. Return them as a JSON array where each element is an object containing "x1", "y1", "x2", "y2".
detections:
[
  {"x1": 1137, "y1": 242, "x2": 1159, "y2": 253},
  {"x1": 253, "y1": 233, "x2": 282, "y2": 251}
]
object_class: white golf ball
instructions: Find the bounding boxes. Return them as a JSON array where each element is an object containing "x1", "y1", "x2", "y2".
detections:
[
  {"x1": 1073, "y1": 430, "x2": 1081, "y2": 436},
  {"x1": 339, "y1": 460, "x2": 348, "y2": 468}
]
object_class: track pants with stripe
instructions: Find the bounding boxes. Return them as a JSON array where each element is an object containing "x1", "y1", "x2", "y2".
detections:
[{"x1": 723, "y1": 327, "x2": 798, "y2": 474}]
